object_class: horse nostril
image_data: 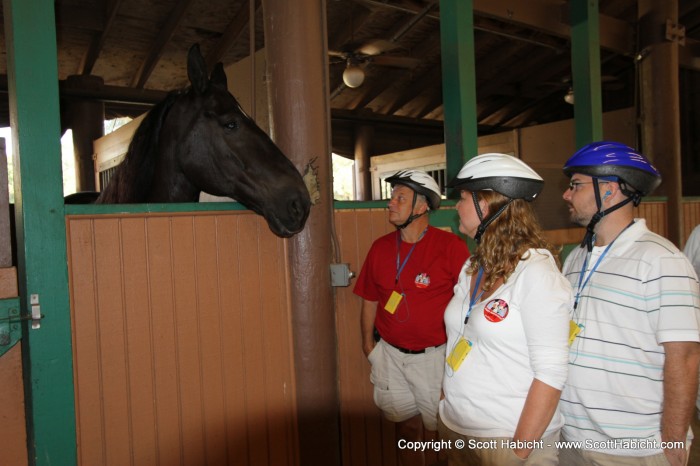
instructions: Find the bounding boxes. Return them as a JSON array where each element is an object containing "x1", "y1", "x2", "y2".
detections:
[{"x1": 289, "y1": 198, "x2": 303, "y2": 218}]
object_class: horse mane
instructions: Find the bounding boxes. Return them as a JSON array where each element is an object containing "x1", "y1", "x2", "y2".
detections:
[{"x1": 99, "y1": 91, "x2": 181, "y2": 202}]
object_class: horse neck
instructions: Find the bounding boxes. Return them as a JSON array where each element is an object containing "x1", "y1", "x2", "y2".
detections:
[{"x1": 149, "y1": 142, "x2": 200, "y2": 202}]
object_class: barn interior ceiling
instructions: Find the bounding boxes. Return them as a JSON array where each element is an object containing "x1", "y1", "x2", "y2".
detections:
[{"x1": 0, "y1": 0, "x2": 699, "y2": 157}]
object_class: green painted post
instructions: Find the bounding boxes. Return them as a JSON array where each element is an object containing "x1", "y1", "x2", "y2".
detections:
[
  {"x1": 571, "y1": 0, "x2": 604, "y2": 147},
  {"x1": 439, "y1": 0, "x2": 478, "y2": 193},
  {"x1": 3, "y1": 0, "x2": 77, "y2": 464}
]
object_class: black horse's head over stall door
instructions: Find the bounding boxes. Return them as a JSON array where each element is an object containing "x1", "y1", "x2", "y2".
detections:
[{"x1": 96, "y1": 44, "x2": 311, "y2": 238}]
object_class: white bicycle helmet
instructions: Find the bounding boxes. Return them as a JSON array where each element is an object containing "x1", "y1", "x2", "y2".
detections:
[
  {"x1": 385, "y1": 169, "x2": 442, "y2": 229},
  {"x1": 446, "y1": 153, "x2": 544, "y2": 201},
  {"x1": 385, "y1": 169, "x2": 442, "y2": 210},
  {"x1": 447, "y1": 154, "x2": 544, "y2": 243}
]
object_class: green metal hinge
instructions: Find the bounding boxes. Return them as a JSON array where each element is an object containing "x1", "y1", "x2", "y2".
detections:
[{"x1": 0, "y1": 297, "x2": 22, "y2": 357}]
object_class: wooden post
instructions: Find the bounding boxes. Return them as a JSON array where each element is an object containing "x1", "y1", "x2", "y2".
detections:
[
  {"x1": 3, "y1": 0, "x2": 76, "y2": 464},
  {"x1": 64, "y1": 75, "x2": 105, "y2": 192},
  {"x1": 439, "y1": 0, "x2": 478, "y2": 189},
  {"x1": 354, "y1": 124, "x2": 373, "y2": 201},
  {"x1": 638, "y1": 0, "x2": 682, "y2": 245},
  {"x1": 570, "y1": 0, "x2": 604, "y2": 147},
  {"x1": 261, "y1": 1, "x2": 341, "y2": 465}
]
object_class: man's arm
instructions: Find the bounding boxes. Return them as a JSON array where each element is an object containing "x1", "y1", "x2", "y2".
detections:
[
  {"x1": 661, "y1": 341, "x2": 700, "y2": 466},
  {"x1": 361, "y1": 299, "x2": 378, "y2": 357}
]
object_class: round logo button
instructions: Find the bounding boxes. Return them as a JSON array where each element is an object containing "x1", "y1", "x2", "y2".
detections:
[{"x1": 484, "y1": 298, "x2": 509, "y2": 322}]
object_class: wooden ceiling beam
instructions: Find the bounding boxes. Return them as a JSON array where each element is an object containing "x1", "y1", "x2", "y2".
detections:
[
  {"x1": 381, "y1": 67, "x2": 441, "y2": 115},
  {"x1": 413, "y1": 88, "x2": 443, "y2": 119},
  {"x1": 360, "y1": 0, "x2": 634, "y2": 55},
  {"x1": 79, "y1": 0, "x2": 123, "y2": 75},
  {"x1": 347, "y1": 70, "x2": 396, "y2": 110},
  {"x1": 131, "y1": 0, "x2": 195, "y2": 88},
  {"x1": 54, "y1": 4, "x2": 103, "y2": 31},
  {"x1": 473, "y1": 0, "x2": 634, "y2": 55},
  {"x1": 328, "y1": 5, "x2": 373, "y2": 51},
  {"x1": 204, "y1": 0, "x2": 261, "y2": 71}
]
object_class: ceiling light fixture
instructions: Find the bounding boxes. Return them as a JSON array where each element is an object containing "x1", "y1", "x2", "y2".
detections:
[
  {"x1": 564, "y1": 87, "x2": 575, "y2": 105},
  {"x1": 342, "y1": 60, "x2": 365, "y2": 88}
]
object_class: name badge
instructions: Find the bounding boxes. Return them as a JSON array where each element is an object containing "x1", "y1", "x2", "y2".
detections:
[
  {"x1": 569, "y1": 320, "x2": 583, "y2": 346},
  {"x1": 384, "y1": 291, "x2": 403, "y2": 314},
  {"x1": 446, "y1": 337, "x2": 472, "y2": 372}
]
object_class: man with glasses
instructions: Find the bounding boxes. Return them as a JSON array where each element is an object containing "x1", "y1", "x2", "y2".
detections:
[{"x1": 559, "y1": 141, "x2": 700, "y2": 466}]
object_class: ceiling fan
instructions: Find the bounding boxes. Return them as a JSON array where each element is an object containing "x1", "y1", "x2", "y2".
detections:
[
  {"x1": 329, "y1": 39, "x2": 421, "y2": 88},
  {"x1": 543, "y1": 74, "x2": 626, "y2": 104}
]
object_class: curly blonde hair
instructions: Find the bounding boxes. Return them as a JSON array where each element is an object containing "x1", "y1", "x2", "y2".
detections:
[{"x1": 466, "y1": 190, "x2": 560, "y2": 291}]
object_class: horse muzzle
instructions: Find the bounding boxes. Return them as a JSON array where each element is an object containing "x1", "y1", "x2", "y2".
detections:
[{"x1": 264, "y1": 190, "x2": 311, "y2": 238}]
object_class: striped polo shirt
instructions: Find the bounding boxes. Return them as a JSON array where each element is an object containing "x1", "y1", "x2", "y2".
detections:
[{"x1": 560, "y1": 219, "x2": 700, "y2": 456}]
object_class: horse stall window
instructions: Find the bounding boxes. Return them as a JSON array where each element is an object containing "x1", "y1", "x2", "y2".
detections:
[{"x1": 99, "y1": 166, "x2": 118, "y2": 191}]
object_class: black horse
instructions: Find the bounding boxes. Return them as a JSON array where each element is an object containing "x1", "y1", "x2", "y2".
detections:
[{"x1": 95, "y1": 44, "x2": 311, "y2": 238}]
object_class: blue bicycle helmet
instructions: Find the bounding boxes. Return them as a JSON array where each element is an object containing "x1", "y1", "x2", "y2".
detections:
[
  {"x1": 563, "y1": 141, "x2": 662, "y2": 251},
  {"x1": 563, "y1": 141, "x2": 661, "y2": 197}
]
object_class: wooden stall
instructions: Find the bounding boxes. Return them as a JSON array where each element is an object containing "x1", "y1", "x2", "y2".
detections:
[
  {"x1": 66, "y1": 207, "x2": 298, "y2": 466},
  {"x1": 0, "y1": 137, "x2": 28, "y2": 465},
  {"x1": 0, "y1": 196, "x2": 693, "y2": 466}
]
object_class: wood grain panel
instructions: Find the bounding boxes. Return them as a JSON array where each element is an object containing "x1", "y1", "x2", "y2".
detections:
[
  {"x1": 67, "y1": 211, "x2": 298, "y2": 466},
  {"x1": 120, "y1": 218, "x2": 158, "y2": 466},
  {"x1": 334, "y1": 208, "x2": 400, "y2": 466},
  {"x1": 0, "y1": 344, "x2": 28, "y2": 466},
  {"x1": 683, "y1": 200, "x2": 700, "y2": 247},
  {"x1": 67, "y1": 218, "x2": 105, "y2": 466}
]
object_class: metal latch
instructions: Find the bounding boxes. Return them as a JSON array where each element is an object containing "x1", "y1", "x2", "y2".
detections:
[{"x1": 30, "y1": 294, "x2": 43, "y2": 329}]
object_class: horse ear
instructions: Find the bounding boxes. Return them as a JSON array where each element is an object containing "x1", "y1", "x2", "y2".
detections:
[
  {"x1": 211, "y1": 63, "x2": 228, "y2": 89},
  {"x1": 187, "y1": 44, "x2": 210, "y2": 95}
]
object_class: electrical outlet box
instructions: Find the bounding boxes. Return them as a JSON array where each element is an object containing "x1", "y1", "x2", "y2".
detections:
[{"x1": 330, "y1": 263, "x2": 355, "y2": 287}]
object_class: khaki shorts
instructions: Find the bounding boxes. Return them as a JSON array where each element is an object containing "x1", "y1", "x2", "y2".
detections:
[{"x1": 367, "y1": 338, "x2": 445, "y2": 431}]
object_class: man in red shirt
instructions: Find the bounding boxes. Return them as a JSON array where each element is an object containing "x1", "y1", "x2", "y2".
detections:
[{"x1": 354, "y1": 170, "x2": 470, "y2": 466}]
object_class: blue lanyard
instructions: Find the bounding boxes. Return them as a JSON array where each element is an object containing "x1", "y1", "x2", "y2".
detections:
[
  {"x1": 395, "y1": 227, "x2": 428, "y2": 284},
  {"x1": 464, "y1": 267, "x2": 485, "y2": 324},
  {"x1": 574, "y1": 221, "x2": 633, "y2": 311}
]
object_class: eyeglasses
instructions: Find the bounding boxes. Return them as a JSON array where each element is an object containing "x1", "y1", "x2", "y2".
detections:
[
  {"x1": 567, "y1": 180, "x2": 609, "y2": 191},
  {"x1": 568, "y1": 181, "x2": 593, "y2": 191}
]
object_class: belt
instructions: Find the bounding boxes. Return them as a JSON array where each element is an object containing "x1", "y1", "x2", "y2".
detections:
[{"x1": 383, "y1": 338, "x2": 438, "y2": 355}]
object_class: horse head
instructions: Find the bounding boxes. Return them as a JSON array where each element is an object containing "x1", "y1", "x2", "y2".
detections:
[{"x1": 150, "y1": 44, "x2": 311, "y2": 237}]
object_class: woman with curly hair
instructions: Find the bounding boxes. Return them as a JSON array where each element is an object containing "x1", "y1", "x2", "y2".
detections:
[{"x1": 438, "y1": 153, "x2": 571, "y2": 466}]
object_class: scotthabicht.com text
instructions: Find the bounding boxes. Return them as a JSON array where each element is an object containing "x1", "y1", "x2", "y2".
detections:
[{"x1": 396, "y1": 438, "x2": 685, "y2": 453}]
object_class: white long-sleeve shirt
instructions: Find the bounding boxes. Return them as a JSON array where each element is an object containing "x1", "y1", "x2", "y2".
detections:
[{"x1": 440, "y1": 249, "x2": 571, "y2": 438}]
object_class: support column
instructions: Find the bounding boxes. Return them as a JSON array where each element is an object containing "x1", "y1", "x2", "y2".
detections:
[
  {"x1": 64, "y1": 75, "x2": 105, "y2": 192},
  {"x1": 3, "y1": 0, "x2": 76, "y2": 465},
  {"x1": 638, "y1": 0, "x2": 682, "y2": 245},
  {"x1": 439, "y1": 0, "x2": 478, "y2": 188},
  {"x1": 353, "y1": 124, "x2": 373, "y2": 201},
  {"x1": 570, "y1": 0, "x2": 604, "y2": 147},
  {"x1": 261, "y1": 1, "x2": 340, "y2": 465}
]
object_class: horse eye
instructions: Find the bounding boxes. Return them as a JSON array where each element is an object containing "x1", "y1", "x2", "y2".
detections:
[{"x1": 224, "y1": 121, "x2": 238, "y2": 130}]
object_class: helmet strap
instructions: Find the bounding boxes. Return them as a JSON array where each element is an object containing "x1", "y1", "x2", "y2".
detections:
[
  {"x1": 581, "y1": 178, "x2": 634, "y2": 251},
  {"x1": 396, "y1": 191, "x2": 428, "y2": 230},
  {"x1": 472, "y1": 191, "x2": 513, "y2": 244}
]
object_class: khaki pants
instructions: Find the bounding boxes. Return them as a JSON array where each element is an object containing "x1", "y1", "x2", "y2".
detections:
[{"x1": 437, "y1": 415, "x2": 559, "y2": 466}]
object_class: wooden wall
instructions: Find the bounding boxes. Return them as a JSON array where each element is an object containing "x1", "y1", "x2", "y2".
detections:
[
  {"x1": 332, "y1": 200, "x2": 700, "y2": 466},
  {"x1": 30, "y1": 200, "x2": 700, "y2": 466},
  {"x1": 334, "y1": 208, "x2": 449, "y2": 466},
  {"x1": 0, "y1": 138, "x2": 28, "y2": 465},
  {"x1": 66, "y1": 211, "x2": 298, "y2": 466}
]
